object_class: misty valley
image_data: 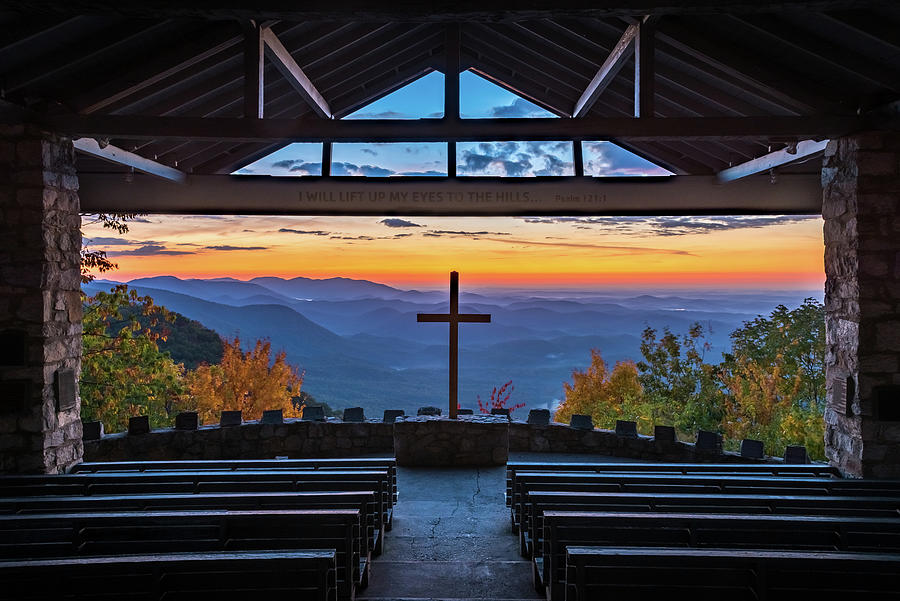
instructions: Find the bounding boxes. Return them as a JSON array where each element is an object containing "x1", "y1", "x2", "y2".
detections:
[{"x1": 83, "y1": 275, "x2": 821, "y2": 417}]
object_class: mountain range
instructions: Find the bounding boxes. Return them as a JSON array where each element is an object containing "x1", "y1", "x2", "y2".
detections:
[{"x1": 83, "y1": 275, "x2": 822, "y2": 416}]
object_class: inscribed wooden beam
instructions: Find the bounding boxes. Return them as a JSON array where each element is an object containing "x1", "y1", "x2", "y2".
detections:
[
  {"x1": 261, "y1": 26, "x2": 332, "y2": 119},
  {"x1": 73, "y1": 138, "x2": 187, "y2": 183},
  {"x1": 31, "y1": 114, "x2": 868, "y2": 142},
  {"x1": 244, "y1": 22, "x2": 264, "y2": 119},
  {"x1": 573, "y1": 23, "x2": 639, "y2": 118},
  {"x1": 14, "y1": 1, "x2": 886, "y2": 22},
  {"x1": 716, "y1": 139, "x2": 829, "y2": 183},
  {"x1": 634, "y1": 19, "x2": 655, "y2": 118},
  {"x1": 78, "y1": 173, "x2": 822, "y2": 215}
]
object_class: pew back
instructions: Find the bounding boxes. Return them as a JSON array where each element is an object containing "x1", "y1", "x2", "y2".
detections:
[{"x1": 0, "y1": 550, "x2": 337, "y2": 601}]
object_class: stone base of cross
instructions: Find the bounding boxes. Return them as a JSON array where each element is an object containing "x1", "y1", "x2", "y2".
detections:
[{"x1": 417, "y1": 271, "x2": 491, "y2": 419}]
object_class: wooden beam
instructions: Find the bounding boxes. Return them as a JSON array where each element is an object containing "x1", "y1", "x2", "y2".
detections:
[
  {"x1": 31, "y1": 114, "x2": 867, "y2": 142},
  {"x1": 244, "y1": 22, "x2": 264, "y2": 119},
  {"x1": 634, "y1": 18, "x2": 655, "y2": 117},
  {"x1": 573, "y1": 23, "x2": 639, "y2": 118},
  {"x1": 74, "y1": 26, "x2": 243, "y2": 115},
  {"x1": 716, "y1": 139, "x2": 829, "y2": 182},
  {"x1": 12, "y1": 1, "x2": 886, "y2": 22},
  {"x1": 78, "y1": 173, "x2": 823, "y2": 215},
  {"x1": 261, "y1": 26, "x2": 332, "y2": 119},
  {"x1": 445, "y1": 23, "x2": 460, "y2": 121},
  {"x1": 73, "y1": 138, "x2": 187, "y2": 183}
]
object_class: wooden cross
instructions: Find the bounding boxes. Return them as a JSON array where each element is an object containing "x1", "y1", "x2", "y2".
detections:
[{"x1": 417, "y1": 271, "x2": 491, "y2": 419}]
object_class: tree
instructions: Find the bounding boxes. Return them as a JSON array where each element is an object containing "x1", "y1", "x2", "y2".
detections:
[
  {"x1": 636, "y1": 324, "x2": 724, "y2": 435},
  {"x1": 80, "y1": 213, "x2": 143, "y2": 283},
  {"x1": 555, "y1": 349, "x2": 645, "y2": 431},
  {"x1": 718, "y1": 299, "x2": 826, "y2": 458},
  {"x1": 476, "y1": 380, "x2": 526, "y2": 415},
  {"x1": 81, "y1": 285, "x2": 186, "y2": 433},
  {"x1": 185, "y1": 337, "x2": 304, "y2": 424}
]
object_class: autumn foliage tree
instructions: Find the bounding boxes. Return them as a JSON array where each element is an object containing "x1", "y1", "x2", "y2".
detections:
[
  {"x1": 555, "y1": 350, "x2": 645, "y2": 431},
  {"x1": 185, "y1": 337, "x2": 304, "y2": 424},
  {"x1": 81, "y1": 285, "x2": 185, "y2": 432}
]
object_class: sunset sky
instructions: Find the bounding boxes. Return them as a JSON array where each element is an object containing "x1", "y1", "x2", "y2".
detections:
[
  {"x1": 82, "y1": 71, "x2": 825, "y2": 291},
  {"x1": 82, "y1": 214, "x2": 825, "y2": 291}
]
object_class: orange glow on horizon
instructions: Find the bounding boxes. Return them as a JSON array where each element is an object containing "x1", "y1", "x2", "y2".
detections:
[{"x1": 85, "y1": 214, "x2": 826, "y2": 292}]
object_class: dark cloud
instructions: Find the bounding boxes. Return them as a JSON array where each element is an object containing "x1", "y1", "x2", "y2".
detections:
[
  {"x1": 360, "y1": 148, "x2": 378, "y2": 156},
  {"x1": 398, "y1": 170, "x2": 446, "y2": 176},
  {"x1": 360, "y1": 165, "x2": 393, "y2": 177},
  {"x1": 84, "y1": 237, "x2": 159, "y2": 247},
  {"x1": 272, "y1": 159, "x2": 297, "y2": 169},
  {"x1": 278, "y1": 228, "x2": 331, "y2": 236},
  {"x1": 347, "y1": 110, "x2": 413, "y2": 119},
  {"x1": 380, "y1": 218, "x2": 423, "y2": 228},
  {"x1": 519, "y1": 215, "x2": 821, "y2": 236},
  {"x1": 288, "y1": 162, "x2": 322, "y2": 175},
  {"x1": 393, "y1": 233, "x2": 414, "y2": 238},
  {"x1": 484, "y1": 237, "x2": 694, "y2": 256},
  {"x1": 106, "y1": 245, "x2": 194, "y2": 257},
  {"x1": 428, "y1": 230, "x2": 511, "y2": 237},
  {"x1": 490, "y1": 97, "x2": 551, "y2": 119},
  {"x1": 423, "y1": 232, "x2": 442, "y2": 237},
  {"x1": 204, "y1": 245, "x2": 268, "y2": 251},
  {"x1": 331, "y1": 235, "x2": 375, "y2": 241},
  {"x1": 457, "y1": 141, "x2": 572, "y2": 177}
]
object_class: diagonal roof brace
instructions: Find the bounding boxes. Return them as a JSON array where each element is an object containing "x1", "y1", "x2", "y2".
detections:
[
  {"x1": 73, "y1": 138, "x2": 187, "y2": 183},
  {"x1": 261, "y1": 26, "x2": 332, "y2": 119},
  {"x1": 716, "y1": 138, "x2": 828, "y2": 183},
  {"x1": 573, "y1": 22, "x2": 640, "y2": 118}
]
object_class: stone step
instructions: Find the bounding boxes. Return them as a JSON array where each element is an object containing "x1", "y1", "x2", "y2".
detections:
[{"x1": 360, "y1": 560, "x2": 543, "y2": 600}]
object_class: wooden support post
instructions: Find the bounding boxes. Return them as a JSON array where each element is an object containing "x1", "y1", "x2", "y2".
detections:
[
  {"x1": 634, "y1": 19, "x2": 655, "y2": 118},
  {"x1": 321, "y1": 141, "x2": 332, "y2": 177},
  {"x1": 573, "y1": 140, "x2": 584, "y2": 176},
  {"x1": 244, "y1": 22, "x2": 264, "y2": 119},
  {"x1": 444, "y1": 24, "x2": 460, "y2": 122}
]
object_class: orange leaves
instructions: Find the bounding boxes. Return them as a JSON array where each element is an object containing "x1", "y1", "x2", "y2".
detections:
[{"x1": 186, "y1": 336, "x2": 304, "y2": 424}]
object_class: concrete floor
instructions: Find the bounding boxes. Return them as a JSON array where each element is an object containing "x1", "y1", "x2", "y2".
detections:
[{"x1": 358, "y1": 452, "x2": 635, "y2": 601}]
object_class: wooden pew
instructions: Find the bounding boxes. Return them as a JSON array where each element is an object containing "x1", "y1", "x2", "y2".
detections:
[
  {"x1": 541, "y1": 511, "x2": 900, "y2": 601},
  {"x1": 0, "y1": 550, "x2": 337, "y2": 601},
  {"x1": 0, "y1": 510, "x2": 360, "y2": 601},
  {"x1": 521, "y1": 490, "x2": 900, "y2": 558},
  {"x1": 509, "y1": 471, "x2": 900, "y2": 534},
  {"x1": 565, "y1": 546, "x2": 900, "y2": 601},
  {"x1": 0, "y1": 490, "x2": 381, "y2": 562},
  {"x1": 73, "y1": 458, "x2": 399, "y2": 507},
  {"x1": 0, "y1": 469, "x2": 391, "y2": 552},
  {"x1": 505, "y1": 462, "x2": 842, "y2": 506}
]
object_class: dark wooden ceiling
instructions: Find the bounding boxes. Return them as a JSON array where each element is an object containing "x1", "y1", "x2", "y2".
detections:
[{"x1": 1, "y1": 2, "x2": 898, "y2": 176}]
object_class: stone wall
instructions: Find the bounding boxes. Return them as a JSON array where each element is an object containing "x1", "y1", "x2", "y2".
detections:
[
  {"x1": 0, "y1": 126, "x2": 82, "y2": 474},
  {"x1": 84, "y1": 417, "x2": 776, "y2": 465},
  {"x1": 822, "y1": 131, "x2": 900, "y2": 478},
  {"x1": 394, "y1": 415, "x2": 509, "y2": 466},
  {"x1": 509, "y1": 423, "x2": 757, "y2": 463},
  {"x1": 85, "y1": 419, "x2": 395, "y2": 461}
]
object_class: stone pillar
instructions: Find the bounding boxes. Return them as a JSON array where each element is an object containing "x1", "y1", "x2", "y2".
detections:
[
  {"x1": 0, "y1": 126, "x2": 83, "y2": 473},
  {"x1": 822, "y1": 131, "x2": 900, "y2": 478}
]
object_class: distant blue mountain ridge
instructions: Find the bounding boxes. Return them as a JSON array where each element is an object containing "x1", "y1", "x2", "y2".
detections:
[{"x1": 83, "y1": 276, "x2": 822, "y2": 417}]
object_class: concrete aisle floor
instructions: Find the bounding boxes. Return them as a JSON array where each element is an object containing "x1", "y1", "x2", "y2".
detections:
[
  {"x1": 357, "y1": 453, "x2": 635, "y2": 601},
  {"x1": 356, "y1": 463, "x2": 542, "y2": 601}
]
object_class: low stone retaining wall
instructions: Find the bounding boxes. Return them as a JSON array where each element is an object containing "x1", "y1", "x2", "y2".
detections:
[
  {"x1": 508, "y1": 423, "x2": 757, "y2": 463},
  {"x1": 394, "y1": 415, "x2": 509, "y2": 466},
  {"x1": 84, "y1": 419, "x2": 394, "y2": 461},
  {"x1": 83, "y1": 416, "x2": 784, "y2": 465}
]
